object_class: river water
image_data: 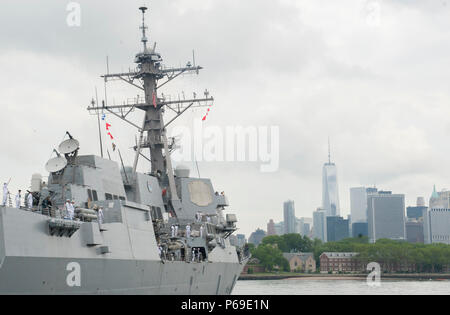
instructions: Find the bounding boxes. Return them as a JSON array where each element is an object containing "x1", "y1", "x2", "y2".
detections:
[{"x1": 232, "y1": 279, "x2": 450, "y2": 295}]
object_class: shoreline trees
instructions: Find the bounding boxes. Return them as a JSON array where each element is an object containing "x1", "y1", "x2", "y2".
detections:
[{"x1": 250, "y1": 234, "x2": 450, "y2": 273}]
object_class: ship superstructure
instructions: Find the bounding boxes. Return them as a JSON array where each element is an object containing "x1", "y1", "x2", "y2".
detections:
[{"x1": 0, "y1": 6, "x2": 249, "y2": 295}]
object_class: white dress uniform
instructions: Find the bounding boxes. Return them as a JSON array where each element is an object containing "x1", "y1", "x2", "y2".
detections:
[
  {"x1": 65, "y1": 201, "x2": 74, "y2": 220},
  {"x1": 98, "y1": 208, "x2": 104, "y2": 224},
  {"x1": 200, "y1": 225, "x2": 204, "y2": 238},
  {"x1": 171, "y1": 225, "x2": 175, "y2": 238},
  {"x1": 15, "y1": 193, "x2": 21, "y2": 208},
  {"x1": 68, "y1": 203, "x2": 75, "y2": 220},
  {"x1": 27, "y1": 193, "x2": 33, "y2": 209},
  {"x1": 174, "y1": 225, "x2": 179, "y2": 237},
  {"x1": 2, "y1": 184, "x2": 8, "y2": 206},
  {"x1": 186, "y1": 225, "x2": 191, "y2": 238}
]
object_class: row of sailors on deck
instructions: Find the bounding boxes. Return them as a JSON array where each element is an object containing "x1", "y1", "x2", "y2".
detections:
[
  {"x1": 64, "y1": 199, "x2": 104, "y2": 223},
  {"x1": 158, "y1": 245, "x2": 205, "y2": 263},
  {"x1": 171, "y1": 224, "x2": 205, "y2": 239},
  {"x1": 195, "y1": 211, "x2": 212, "y2": 223},
  {"x1": 2, "y1": 183, "x2": 34, "y2": 209}
]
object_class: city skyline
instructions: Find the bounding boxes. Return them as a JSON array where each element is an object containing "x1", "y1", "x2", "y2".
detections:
[{"x1": 258, "y1": 184, "x2": 443, "y2": 241}]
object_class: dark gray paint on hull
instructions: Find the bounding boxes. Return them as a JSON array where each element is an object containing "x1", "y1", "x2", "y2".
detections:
[{"x1": 0, "y1": 257, "x2": 243, "y2": 295}]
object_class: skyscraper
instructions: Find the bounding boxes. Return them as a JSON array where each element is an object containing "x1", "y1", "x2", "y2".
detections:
[
  {"x1": 352, "y1": 222, "x2": 368, "y2": 238},
  {"x1": 425, "y1": 208, "x2": 450, "y2": 245},
  {"x1": 406, "y1": 221, "x2": 424, "y2": 243},
  {"x1": 326, "y1": 216, "x2": 349, "y2": 242},
  {"x1": 350, "y1": 187, "x2": 378, "y2": 224},
  {"x1": 236, "y1": 234, "x2": 247, "y2": 247},
  {"x1": 284, "y1": 200, "x2": 296, "y2": 234},
  {"x1": 429, "y1": 186, "x2": 450, "y2": 208},
  {"x1": 274, "y1": 222, "x2": 284, "y2": 235},
  {"x1": 405, "y1": 197, "x2": 427, "y2": 244},
  {"x1": 322, "y1": 141, "x2": 340, "y2": 217},
  {"x1": 367, "y1": 191, "x2": 406, "y2": 243},
  {"x1": 248, "y1": 229, "x2": 267, "y2": 246},
  {"x1": 424, "y1": 187, "x2": 450, "y2": 245},
  {"x1": 350, "y1": 187, "x2": 367, "y2": 223},
  {"x1": 313, "y1": 208, "x2": 327, "y2": 242},
  {"x1": 296, "y1": 217, "x2": 312, "y2": 236},
  {"x1": 267, "y1": 219, "x2": 276, "y2": 236}
]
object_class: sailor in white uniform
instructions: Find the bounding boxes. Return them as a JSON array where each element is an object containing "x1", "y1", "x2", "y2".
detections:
[
  {"x1": 200, "y1": 225, "x2": 204, "y2": 238},
  {"x1": 69, "y1": 200, "x2": 76, "y2": 220},
  {"x1": 98, "y1": 207, "x2": 104, "y2": 224},
  {"x1": 186, "y1": 224, "x2": 191, "y2": 238},
  {"x1": 2, "y1": 183, "x2": 8, "y2": 206},
  {"x1": 27, "y1": 192, "x2": 33, "y2": 210},
  {"x1": 65, "y1": 199, "x2": 74, "y2": 220},
  {"x1": 174, "y1": 225, "x2": 179, "y2": 237},
  {"x1": 171, "y1": 225, "x2": 175, "y2": 238},
  {"x1": 15, "y1": 190, "x2": 21, "y2": 208}
]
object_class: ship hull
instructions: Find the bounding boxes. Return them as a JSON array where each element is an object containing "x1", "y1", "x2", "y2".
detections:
[
  {"x1": 0, "y1": 256, "x2": 242, "y2": 295},
  {"x1": 0, "y1": 206, "x2": 244, "y2": 295}
]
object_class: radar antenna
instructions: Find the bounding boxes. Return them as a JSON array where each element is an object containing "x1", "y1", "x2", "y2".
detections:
[
  {"x1": 45, "y1": 150, "x2": 68, "y2": 173},
  {"x1": 139, "y1": 6, "x2": 149, "y2": 53}
]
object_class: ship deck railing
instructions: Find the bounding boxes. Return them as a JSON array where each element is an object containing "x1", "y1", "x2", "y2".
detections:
[{"x1": 15, "y1": 206, "x2": 89, "y2": 222}]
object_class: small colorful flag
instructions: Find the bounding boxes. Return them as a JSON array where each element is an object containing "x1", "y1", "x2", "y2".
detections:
[
  {"x1": 202, "y1": 105, "x2": 213, "y2": 121},
  {"x1": 152, "y1": 92, "x2": 157, "y2": 108}
]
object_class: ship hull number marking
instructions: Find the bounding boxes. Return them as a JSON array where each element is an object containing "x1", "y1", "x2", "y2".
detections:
[{"x1": 66, "y1": 262, "x2": 81, "y2": 287}]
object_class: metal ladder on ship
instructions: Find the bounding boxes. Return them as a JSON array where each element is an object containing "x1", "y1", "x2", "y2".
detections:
[{"x1": 7, "y1": 193, "x2": 12, "y2": 207}]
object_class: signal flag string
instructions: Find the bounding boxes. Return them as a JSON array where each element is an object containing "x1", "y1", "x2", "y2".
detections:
[
  {"x1": 202, "y1": 105, "x2": 213, "y2": 121},
  {"x1": 102, "y1": 113, "x2": 117, "y2": 152}
]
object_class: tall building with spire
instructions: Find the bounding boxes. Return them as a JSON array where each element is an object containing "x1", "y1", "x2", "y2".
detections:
[
  {"x1": 429, "y1": 185, "x2": 450, "y2": 208},
  {"x1": 322, "y1": 139, "x2": 340, "y2": 217}
]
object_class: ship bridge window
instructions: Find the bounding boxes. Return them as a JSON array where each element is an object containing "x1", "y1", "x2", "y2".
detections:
[
  {"x1": 92, "y1": 190, "x2": 98, "y2": 201},
  {"x1": 113, "y1": 195, "x2": 118, "y2": 200},
  {"x1": 105, "y1": 193, "x2": 113, "y2": 200},
  {"x1": 119, "y1": 196, "x2": 126, "y2": 201}
]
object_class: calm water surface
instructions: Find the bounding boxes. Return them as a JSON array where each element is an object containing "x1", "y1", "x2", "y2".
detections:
[{"x1": 233, "y1": 279, "x2": 450, "y2": 295}]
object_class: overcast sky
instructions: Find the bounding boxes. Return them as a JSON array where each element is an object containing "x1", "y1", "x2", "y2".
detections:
[{"x1": 1, "y1": 0, "x2": 450, "y2": 238}]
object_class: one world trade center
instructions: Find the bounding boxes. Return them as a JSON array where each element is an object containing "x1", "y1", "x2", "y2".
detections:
[{"x1": 322, "y1": 140, "x2": 340, "y2": 217}]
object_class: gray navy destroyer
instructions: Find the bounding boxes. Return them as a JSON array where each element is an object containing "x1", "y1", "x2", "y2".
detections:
[{"x1": 0, "y1": 6, "x2": 249, "y2": 295}]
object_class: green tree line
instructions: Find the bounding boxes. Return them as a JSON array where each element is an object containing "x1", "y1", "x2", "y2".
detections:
[{"x1": 249, "y1": 234, "x2": 450, "y2": 273}]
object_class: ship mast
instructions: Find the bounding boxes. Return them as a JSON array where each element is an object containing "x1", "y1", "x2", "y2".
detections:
[{"x1": 88, "y1": 6, "x2": 214, "y2": 214}]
